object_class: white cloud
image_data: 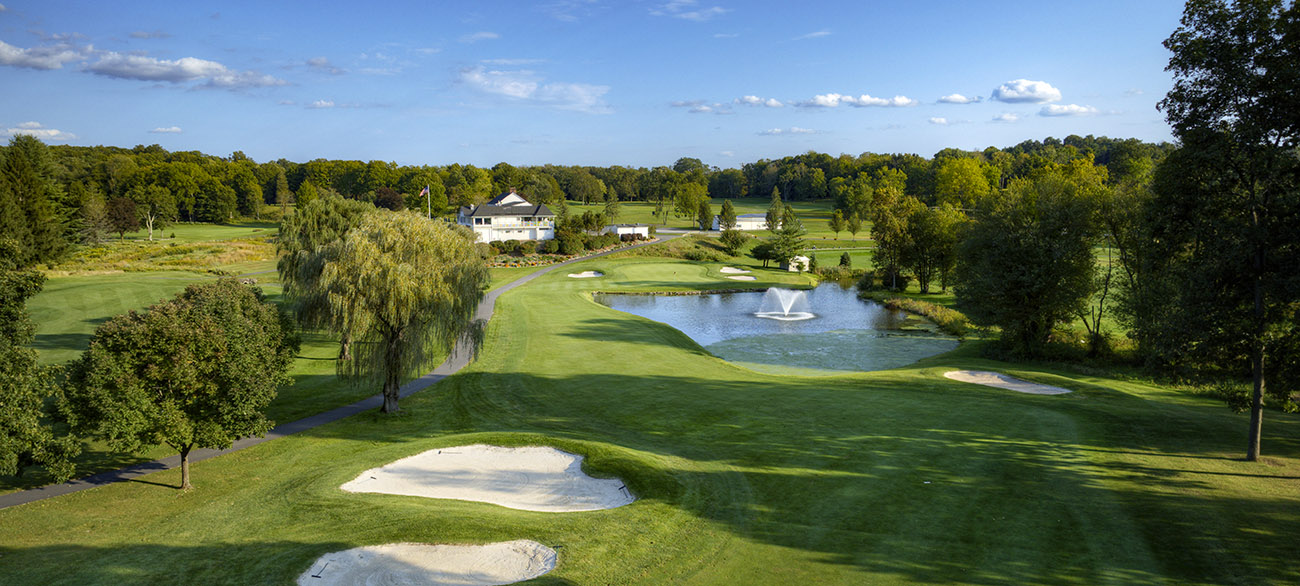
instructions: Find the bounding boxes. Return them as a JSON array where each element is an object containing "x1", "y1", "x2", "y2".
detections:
[
  {"x1": 149, "y1": 126, "x2": 183, "y2": 133},
  {"x1": 991, "y1": 113, "x2": 1020, "y2": 123},
  {"x1": 460, "y1": 31, "x2": 500, "y2": 43},
  {"x1": 719, "y1": 150, "x2": 735, "y2": 157},
  {"x1": 991, "y1": 79, "x2": 1062, "y2": 103},
  {"x1": 306, "y1": 57, "x2": 344, "y2": 75},
  {"x1": 414, "y1": 47, "x2": 442, "y2": 55},
  {"x1": 673, "y1": 99, "x2": 734, "y2": 114},
  {"x1": 130, "y1": 30, "x2": 171, "y2": 39},
  {"x1": 938, "y1": 93, "x2": 981, "y2": 104},
  {"x1": 481, "y1": 58, "x2": 546, "y2": 66},
  {"x1": 734, "y1": 95, "x2": 783, "y2": 107},
  {"x1": 1039, "y1": 103, "x2": 1099, "y2": 117},
  {"x1": 86, "y1": 52, "x2": 286, "y2": 89},
  {"x1": 308, "y1": 99, "x2": 335, "y2": 109},
  {"x1": 0, "y1": 4, "x2": 8, "y2": 11},
  {"x1": 459, "y1": 66, "x2": 610, "y2": 113},
  {"x1": 5, "y1": 121, "x2": 75, "y2": 141},
  {"x1": 797, "y1": 93, "x2": 917, "y2": 108},
  {"x1": 713, "y1": 33, "x2": 739, "y2": 38},
  {"x1": 651, "y1": 0, "x2": 728, "y2": 22},
  {"x1": 1125, "y1": 88, "x2": 1144, "y2": 96},
  {"x1": 793, "y1": 30, "x2": 831, "y2": 40},
  {"x1": 759, "y1": 127, "x2": 816, "y2": 135},
  {"x1": 929, "y1": 117, "x2": 949, "y2": 125},
  {"x1": 0, "y1": 40, "x2": 87, "y2": 70}
]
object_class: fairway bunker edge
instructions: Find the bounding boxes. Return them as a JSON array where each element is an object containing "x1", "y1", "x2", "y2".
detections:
[{"x1": 340, "y1": 444, "x2": 636, "y2": 512}]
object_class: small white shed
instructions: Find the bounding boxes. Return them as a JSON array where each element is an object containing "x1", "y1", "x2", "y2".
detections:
[
  {"x1": 781, "y1": 255, "x2": 810, "y2": 272},
  {"x1": 605, "y1": 224, "x2": 651, "y2": 238}
]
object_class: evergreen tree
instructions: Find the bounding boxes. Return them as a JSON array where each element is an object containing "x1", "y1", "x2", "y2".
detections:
[
  {"x1": 0, "y1": 136, "x2": 67, "y2": 266},
  {"x1": 719, "y1": 199, "x2": 738, "y2": 230},
  {"x1": 697, "y1": 199, "x2": 713, "y2": 230},
  {"x1": 770, "y1": 205, "x2": 806, "y2": 264},
  {"x1": 765, "y1": 187, "x2": 783, "y2": 231}
]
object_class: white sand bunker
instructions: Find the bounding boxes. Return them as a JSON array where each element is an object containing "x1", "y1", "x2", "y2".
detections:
[
  {"x1": 727, "y1": 275, "x2": 756, "y2": 281},
  {"x1": 298, "y1": 540, "x2": 556, "y2": 586},
  {"x1": 567, "y1": 271, "x2": 603, "y2": 278},
  {"x1": 341, "y1": 444, "x2": 635, "y2": 512},
  {"x1": 944, "y1": 370, "x2": 1072, "y2": 395},
  {"x1": 719, "y1": 267, "x2": 751, "y2": 274}
]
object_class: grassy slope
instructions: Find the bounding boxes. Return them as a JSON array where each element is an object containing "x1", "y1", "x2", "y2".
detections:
[
  {"x1": 10, "y1": 224, "x2": 535, "y2": 493},
  {"x1": 1, "y1": 257, "x2": 1296, "y2": 584}
]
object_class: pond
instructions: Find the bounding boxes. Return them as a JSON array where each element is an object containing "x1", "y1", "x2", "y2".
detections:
[{"x1": 593, "y1": 284, "x2": 958, "y2": 375}]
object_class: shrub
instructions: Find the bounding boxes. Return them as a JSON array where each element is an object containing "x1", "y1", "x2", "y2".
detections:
[
  {"x1": 864, "y1": 295, "x2": 970, "y2": 338},
  {"x1": 876, "y1": 268, "x2": 910, "y2": 292},
  {"x1": 518, "y1": 241, "x2": 536, "y2": 255},
  {"x1": 840, "y1": 252, "x2": 852, "y2": 268},
  {"x1": 503, "y1": 239, "x2": 520, "y2": 254},
  {"x1": 541, "y1": 239, "x2": 560, "y2": 254},
  {"x1": 558, "y1": 234, "x2": 585, "y2": 255}
]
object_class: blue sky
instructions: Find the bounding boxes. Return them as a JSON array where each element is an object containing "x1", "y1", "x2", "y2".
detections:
[{"x1": 1, "y1": 0, "x2": 1185, "y2": 168}]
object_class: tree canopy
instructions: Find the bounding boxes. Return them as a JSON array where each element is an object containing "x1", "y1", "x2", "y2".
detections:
[
  {"x1": 1137, "y1": 0, "x2": 1300, "y2": 459},
  {"x1": 0, "y1": 241, "x2": 77, "y2": 482},
  {"x1": 319, "y1": 213, "x2": 488, "y2": 413},
  {"x1": 61, "y1": 280, "x2": 297, "y2": 489}
]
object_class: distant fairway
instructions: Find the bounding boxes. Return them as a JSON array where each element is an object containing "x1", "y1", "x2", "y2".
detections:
[
  {"x1": 28, "y1": 271, "x2": 218, "y2": 365},
  {"x1": 3, "y1": 253, "x2": 1296, "y2": 584}
]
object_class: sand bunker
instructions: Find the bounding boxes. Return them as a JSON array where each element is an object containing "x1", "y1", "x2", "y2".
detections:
[
  {"x1": 298, "y1": 540, "x2": 556, "y2": 586},
  {"x1": 567, "y1": 271, "x2": 603, "y2": 278},
  {"x1": 727, "y1": 275, "x2": 756, "y2": 281},
  {"x1": 720, "y1": 267, "x2": 751, "y2": 274},
  {"x1": 341, "y1": 444, "x2": 635, "y2": 512},
  {"x1": 944, "y1": 370, "x2": 1072, "y2": 395}
]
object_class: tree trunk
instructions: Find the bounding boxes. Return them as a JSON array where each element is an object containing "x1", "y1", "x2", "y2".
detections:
[
  {"x1": 1247, "y1": 268, "x2": 1265, "y2": 461},
  {"x1": 179, "y1": 445, "x2": 192, "y2": 489},
  {"x1": 338, "y1": 332, "x2": 352, "y2": 361},
  {"x1": 380, "y1": 332, "x2": 403, "y2": 414}
]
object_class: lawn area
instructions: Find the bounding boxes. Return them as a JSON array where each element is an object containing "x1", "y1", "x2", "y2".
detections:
[
  {"x1": 2, "y1": 254, "x2": 1296, "y2": 584},
  {"x1": 569, "y1": 197, "x2": 855, "y2": 239},
  {"x1": 114, "y1": 221, "x2": 279, "y2": 244}
]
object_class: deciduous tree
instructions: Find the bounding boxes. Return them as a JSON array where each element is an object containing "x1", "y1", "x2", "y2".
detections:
[
  {"x1": 61, "y1": 280, "x2": 296, "y2": 489},
  {"x1": 1141, "y1": 0, "x2": 1300, "y2": 459},
  {"x1": 0, "y1": 242, "x2": 77, "y2": 482},
  {"x1": 320, "y1": 213, "x2": 488, "y2": 413},
  {"x1": 953, "y1": 173, "x2": 1100, "y2": 354}
]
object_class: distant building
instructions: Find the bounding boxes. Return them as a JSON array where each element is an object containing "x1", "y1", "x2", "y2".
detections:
[
  {"x1": 457, "y1": 190, "x2": 556, "y2": 242},
  {"x1": 604, "y1": 224, "x2": 651, "y2": 238},
  {"x1": 781, "y1": 255, "x2": 810, "y2": 272},
  {"x1": 712, "y1": 213, "x2": 770, "y2": 231}
]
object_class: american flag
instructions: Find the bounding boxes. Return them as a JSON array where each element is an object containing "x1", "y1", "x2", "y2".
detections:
[{"x1": 418, "y1": 186, "x2": 430, "y2": 197}]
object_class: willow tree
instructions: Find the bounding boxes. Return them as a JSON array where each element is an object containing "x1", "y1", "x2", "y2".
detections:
[
  {"x1": 277, "y1": 194, "x2": 375, "y2": 360},
  {"x1": 320, "y1": 212, "x2": 488, "y2": 413}
]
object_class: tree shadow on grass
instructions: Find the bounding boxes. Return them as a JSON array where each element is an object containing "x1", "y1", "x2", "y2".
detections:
[
  {"x1": 0, "y1": 542, "x2": 578, "y2": 585},
  {"x1": 297, "y1": 369, "x2": 1300, "y2": 585}
]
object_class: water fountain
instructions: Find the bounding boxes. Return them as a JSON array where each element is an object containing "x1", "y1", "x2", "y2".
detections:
[{"x1": 754, "y1": 288, "x2": 816, "y2": 321}]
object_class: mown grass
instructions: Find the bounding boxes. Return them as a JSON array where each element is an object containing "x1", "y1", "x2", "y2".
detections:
[
  {"x1": 3, "y1": 255, "x2": 1297, "y2": 584},
  {"x1": 113, "y1": 221, "x2": 279, "y2": 244}
]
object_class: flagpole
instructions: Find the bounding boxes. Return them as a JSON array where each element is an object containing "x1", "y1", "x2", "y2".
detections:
[{"x1": 425, "y1": 185, "x2": 431, "y2": 219}]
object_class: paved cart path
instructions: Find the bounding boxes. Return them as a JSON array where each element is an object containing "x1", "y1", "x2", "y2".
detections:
[{"x1": 0, "y1": 236, "x2": 677, "y2": 510}]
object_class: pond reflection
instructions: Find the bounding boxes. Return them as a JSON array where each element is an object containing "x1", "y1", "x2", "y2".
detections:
[{"x1": 593, "y1": 284, "x2": 958, "y2": 375}]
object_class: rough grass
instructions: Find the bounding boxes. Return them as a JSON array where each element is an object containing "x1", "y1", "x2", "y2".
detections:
[{"x1": 2, "y1": 255, "x2": 1297, "y2": 584}]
